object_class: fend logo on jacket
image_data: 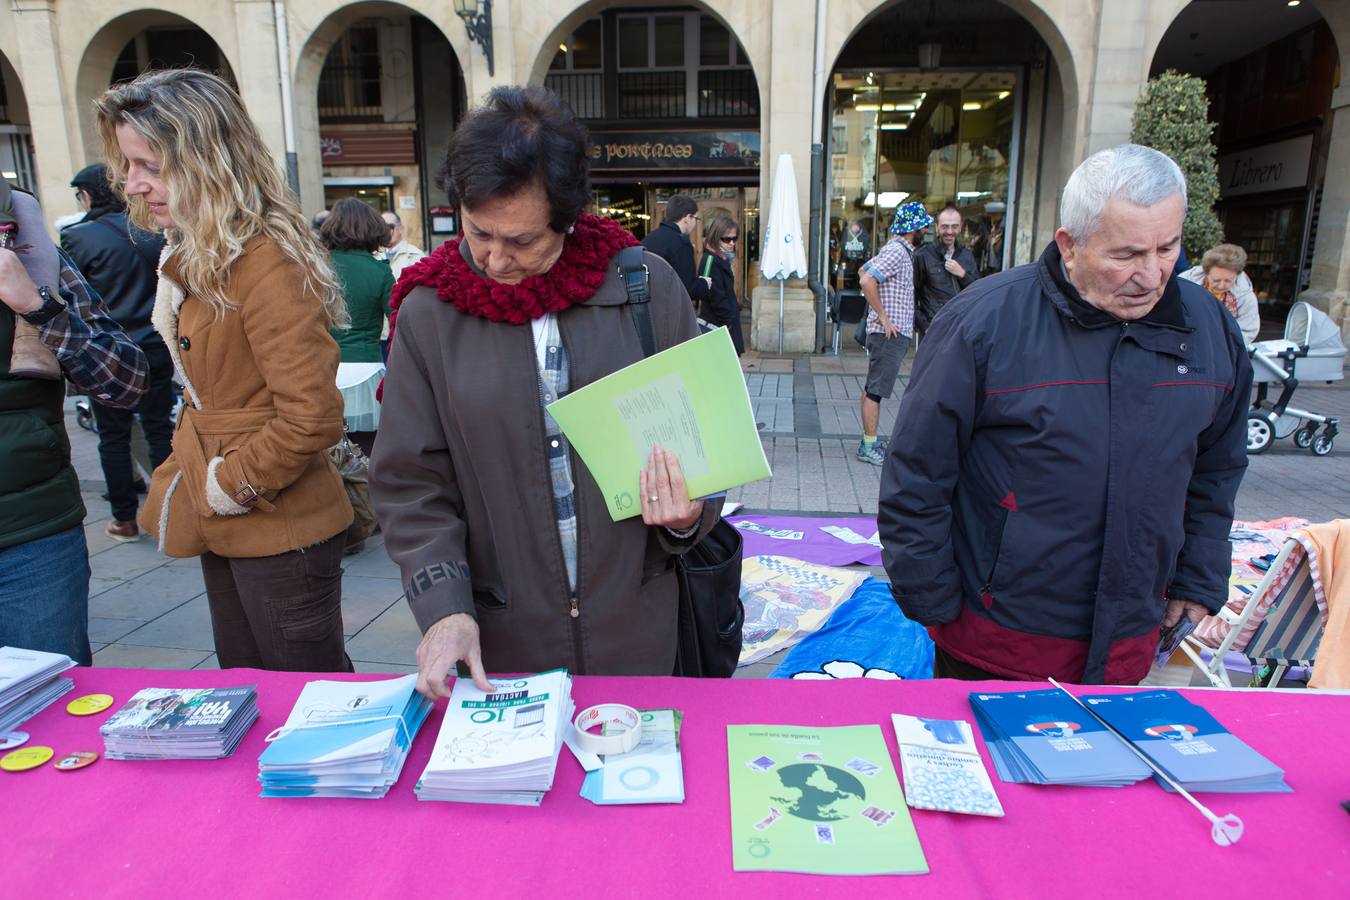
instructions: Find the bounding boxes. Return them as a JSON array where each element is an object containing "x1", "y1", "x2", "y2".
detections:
[{"x1": 1024, "y1": 721, "x2": 1081, "y2": 738}]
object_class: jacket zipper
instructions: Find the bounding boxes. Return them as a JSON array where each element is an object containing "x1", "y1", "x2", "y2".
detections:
[
  {"x1": 980, "y1": 509, "x2": 1009, "y2": 609},
  {"x1": 530, "y1": 323, "x2": 587, "y2": 675}
]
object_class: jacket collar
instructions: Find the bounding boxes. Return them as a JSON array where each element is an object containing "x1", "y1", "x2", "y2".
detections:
[{"x1": 1037, "y1": 241, "x2": 1190, "y2": 332}]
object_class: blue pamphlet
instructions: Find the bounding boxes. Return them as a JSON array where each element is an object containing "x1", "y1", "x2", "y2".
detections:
[{"x1": 1080, "y1": 690, "x2": 1290, "y2": 793}]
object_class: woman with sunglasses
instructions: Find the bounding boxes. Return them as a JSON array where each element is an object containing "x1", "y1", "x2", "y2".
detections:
[{"x1": 698, "y1": 214, "x2": 746, "y2": 354}]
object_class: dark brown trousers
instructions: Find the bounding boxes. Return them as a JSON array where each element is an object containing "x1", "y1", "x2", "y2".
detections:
[{"x1": 200, "y1": 531, "x2": 354, "y2": 672}]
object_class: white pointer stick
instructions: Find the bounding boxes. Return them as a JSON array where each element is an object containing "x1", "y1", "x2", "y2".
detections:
[{"x1": 1047, "y1": 678, "x2": 1244, "y2": 846}]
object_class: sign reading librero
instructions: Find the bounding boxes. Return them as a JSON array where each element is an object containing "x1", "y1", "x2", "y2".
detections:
[{"x1": 588, "y1": 131, "x2": 760, "y2": 171}]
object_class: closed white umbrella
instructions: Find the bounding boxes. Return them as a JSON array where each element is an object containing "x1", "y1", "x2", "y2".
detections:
[{"x1": 760, "y1": 153, "x2": 808, "y2": 353}]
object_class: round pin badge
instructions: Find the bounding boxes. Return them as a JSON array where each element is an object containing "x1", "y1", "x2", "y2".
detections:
[
  {"x1": 53, "y1": 751, "x2": 99, "y2": 771},
  {"x1": 0, "y1": 731, "x2": 30, "y2": 751},
  {"x1": 66, "y1": 694, "x2": 115, "y2": 716},
  {"x1": 2, "y1": 745, "x2": 54, "y2": 772}
]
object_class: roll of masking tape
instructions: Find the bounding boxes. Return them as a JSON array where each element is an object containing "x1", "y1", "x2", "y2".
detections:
[{"x1": 572, "y1": 703, "x2": 642, "y2": 756}]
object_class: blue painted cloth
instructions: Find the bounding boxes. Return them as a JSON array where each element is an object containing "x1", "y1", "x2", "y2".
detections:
[{"x1": 771, "y1": 577, "x2": 934, "y2": 680}]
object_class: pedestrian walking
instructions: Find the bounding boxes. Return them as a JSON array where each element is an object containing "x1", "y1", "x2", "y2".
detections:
[
  {"x1": 96, "y1": 69, "x2": 355, "y2": 673},
  {"x1": 61, "y1": 163, "x2": 174, "y2": 542},
  {"x1": 856, "y1": 201, "x2": 931, "y2": 466},
  {"x1": 698, "y1": 213, "x2": 746, "y2": 354},
  {"x1": 642, "y1": 193, "x2": 711, "y2": 309}
]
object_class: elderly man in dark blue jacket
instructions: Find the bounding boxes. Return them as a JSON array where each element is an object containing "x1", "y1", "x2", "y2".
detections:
[{"x1": 878, "y1": 144, "x2": 1252, "y2": 685}]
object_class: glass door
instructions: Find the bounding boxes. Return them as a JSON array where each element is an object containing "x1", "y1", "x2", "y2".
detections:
[{"x1": 828, "y1": 69, "x2": 1018, "y2": 289}]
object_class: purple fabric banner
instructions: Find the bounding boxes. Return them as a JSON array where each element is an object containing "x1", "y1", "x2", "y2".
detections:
[{"x1": 726, "y1": 515, "x2": 882, "y2": 567}]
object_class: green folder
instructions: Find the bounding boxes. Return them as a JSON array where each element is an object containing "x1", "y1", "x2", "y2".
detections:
[
  {"x1": 546, "y1": 327, "x2": 770, "y2": 521},
  {"x1": 727, "y1": 724, "x2": 929, "y2": 876}
]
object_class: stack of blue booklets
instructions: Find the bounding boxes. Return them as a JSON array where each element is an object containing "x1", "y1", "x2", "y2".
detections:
[
  {"x1": 1079, "y1": 690, "x2": 1290, "y2": 793},
  {"x1": 969, "y1": 689, "x2": 1151, "y2": 786},
  {"x1": 258, "y1": 675, "x2": 433, "y2": 798}
]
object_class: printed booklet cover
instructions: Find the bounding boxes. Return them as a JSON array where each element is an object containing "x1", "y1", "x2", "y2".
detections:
[
  {"x1": 891, "y1": 714, "x2": 1004, "y2": 817},
  {"x1": 727, "y1": 724, "x2": 928, "y2": 876}
]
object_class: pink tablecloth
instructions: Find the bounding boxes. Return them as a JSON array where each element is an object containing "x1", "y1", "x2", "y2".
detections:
[{"x1": 9, "y1": 669, "x2": 1349, "y2": 899}]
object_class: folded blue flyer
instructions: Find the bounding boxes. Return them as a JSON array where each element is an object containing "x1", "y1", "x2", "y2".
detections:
[
  {"x1": 969, "y1": 690, "x2": 1151, "y2": 787},
  {"x1": 1080, "y1": 690, "x2": 1290, "y2": 793}
]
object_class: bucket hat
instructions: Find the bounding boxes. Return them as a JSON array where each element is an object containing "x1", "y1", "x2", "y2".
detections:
[{"x1": 889, "y1": 201, "x2": 934, "y2": 235}]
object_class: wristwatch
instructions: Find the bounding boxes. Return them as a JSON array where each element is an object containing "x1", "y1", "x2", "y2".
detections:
[{"x1": 20, "y1": 285, "x2": 67, "y2": 326}]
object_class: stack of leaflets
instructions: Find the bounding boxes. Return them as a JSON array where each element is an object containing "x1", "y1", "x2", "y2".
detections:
[
  {"x1": 258, "y1": 675, "x2": 431, "y2": 798},
  {"x1": 579, "y1": 708, "x2": 685, "y2": 805},
  {"x1": 1080, "y1": 689, "x2": 1290, "y2": 793},
  {"x1": 726, "y1": 725, "x2": 928, "y2": 876},
  {"x1": 969, "y1": 689, "x2": 1151, "y2": 786},
  {"x1": 416, "y1": 669, "x2": 574, "y2": 805},
  {"x1": 100, "y1": 686, "x2": 259, "y2": 759},
  {"x1": 891, "y1": 714, "x2": 1004, "y2": 816},
  {"x1": 0, "y1": 646, "x2": 75, "y2": 734}
]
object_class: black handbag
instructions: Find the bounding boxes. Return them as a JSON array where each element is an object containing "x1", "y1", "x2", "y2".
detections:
[{"x1": 618, "y1": 246, "x2": 745, "y2": 677}]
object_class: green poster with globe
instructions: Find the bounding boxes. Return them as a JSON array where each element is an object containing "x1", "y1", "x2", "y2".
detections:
[{"x1": 727, "y1": 725, "x2": 928, "y2": 876}]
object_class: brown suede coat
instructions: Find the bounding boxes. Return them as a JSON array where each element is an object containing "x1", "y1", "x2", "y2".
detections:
[
  {"x1": 370, "y1": 246, "x2": 718, "y2": 675},
  {"x1": 139, "y1": 237, "x2": 352, "y2": 558}
]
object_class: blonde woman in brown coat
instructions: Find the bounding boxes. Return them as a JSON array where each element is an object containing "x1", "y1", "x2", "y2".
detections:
[{"x1": 95, "y1": 70, "x2": 355, "y2": 672}]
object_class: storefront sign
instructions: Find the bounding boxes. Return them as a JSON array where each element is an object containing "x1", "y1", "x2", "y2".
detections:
[
  {"x1": 1217, "y1": 135, "x2": 1313, "y2": 199},
  {"x1": 319, "y1": 130, "x2": 417, "y2": 166},
  {"x1": 589, "y1": 131, "x2": 760, "y2": 170}
]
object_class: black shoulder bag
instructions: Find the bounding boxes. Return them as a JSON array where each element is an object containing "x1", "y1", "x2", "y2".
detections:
[{"x1": 618, "y1": 246, "x2": 745, "y2": 677}]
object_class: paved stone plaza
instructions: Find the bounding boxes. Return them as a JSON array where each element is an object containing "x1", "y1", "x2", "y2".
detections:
[{"x1": 70, "y1": 349, "x2": 1350, "y2": 673}]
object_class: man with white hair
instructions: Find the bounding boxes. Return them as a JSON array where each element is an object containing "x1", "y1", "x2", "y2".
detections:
[{"x1": 877, "y1": 144, "x2": 1252, "y2": 685}]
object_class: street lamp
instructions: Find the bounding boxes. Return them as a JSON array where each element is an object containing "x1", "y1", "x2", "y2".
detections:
[{"x1": 453, "y1": 0, "x2": 494, "y2": 76}]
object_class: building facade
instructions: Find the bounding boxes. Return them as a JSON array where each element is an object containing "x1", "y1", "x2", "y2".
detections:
[{"x1": 2, "y1": 0, "x2": 1347, "y2": 349}]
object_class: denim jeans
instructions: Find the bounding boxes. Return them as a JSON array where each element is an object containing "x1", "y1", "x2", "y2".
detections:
[
  {"x1": 0, "y1": 525, "x2": 92, "y2": 665},
  {"x1": 93, "y1": 342, "x2": 177, "y2": 522}
]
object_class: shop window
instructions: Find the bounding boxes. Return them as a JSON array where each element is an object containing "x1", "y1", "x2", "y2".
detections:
[
  {"x1": 319, "y1": 24, "x2": 383, "y2": 122},
  {"x1": 547, "y1": 18, "x2": 604, "y2": 119},
  {"x1": 827, "y1": 69, "x2": 1017, "y2": 285}
]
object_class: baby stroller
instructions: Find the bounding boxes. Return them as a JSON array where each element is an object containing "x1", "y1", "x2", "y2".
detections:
[{"x1": 1247, "y1": 301, "x2": 1346, "y2": 456}]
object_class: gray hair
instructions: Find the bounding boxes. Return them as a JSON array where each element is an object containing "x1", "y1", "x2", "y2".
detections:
[
  {"x1": 1060, "y1": 144, "x2": 1187, "y2": 241},
  {"x1": 382, "y1": 210, "x2": 402, "y2": 225}
]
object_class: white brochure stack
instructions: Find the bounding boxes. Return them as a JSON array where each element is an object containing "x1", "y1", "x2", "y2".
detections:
[
  {"x1": 0, "y1": 646, "x2": 75, "y2": 734},
  {"x1": 415, "y1": 669, "x2": 574, "y2": 806}
]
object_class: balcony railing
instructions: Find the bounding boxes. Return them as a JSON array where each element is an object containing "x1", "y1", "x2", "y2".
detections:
[
  {"x1": 546, "y1": 69, "x2": 760, "y2": 122},
  {"x1": 698, "y1": 69, "x2": 758, "y2": 118},
  {"x1": 545, "y1": 72, "x2": 605, "y2": 120},
  {"x1": 617, "y1": 71, "x2": 686, "y2": 119}
]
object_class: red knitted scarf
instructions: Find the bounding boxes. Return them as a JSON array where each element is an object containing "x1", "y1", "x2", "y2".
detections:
[{"x1": 388, "y1": 213, "x2": 638, "y2": 329}]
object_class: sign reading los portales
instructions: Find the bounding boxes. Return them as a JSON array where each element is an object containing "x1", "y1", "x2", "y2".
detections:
[{"x1": 1217, "y1": 134, "x2": 1313, "y2": 199}]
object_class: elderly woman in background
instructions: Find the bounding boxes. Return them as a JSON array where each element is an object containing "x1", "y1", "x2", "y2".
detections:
[
  {"x1": 698, "y1": 214, "x2": 746, "y2": 354},
  {"x1": 370, "y1": 86, "x2": 719, "y2": 696},
  {"x1": 1179, "y1": 243, "x2": 1259, "y2": 343}
]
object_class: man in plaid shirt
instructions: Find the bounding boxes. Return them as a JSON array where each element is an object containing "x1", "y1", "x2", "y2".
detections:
[
  {"x1": 856, "y1": 201, "x2": 932, "y2": 466},
  {"x1": 0, "y1": 187, "x2": 146, "y2": 665}
]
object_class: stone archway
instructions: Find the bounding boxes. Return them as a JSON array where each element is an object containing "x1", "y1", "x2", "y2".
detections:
[
  {"x1": 72, "y1": 9, "x2": 239, "y2": 164},
  {"x1": 290, "y1": 1, "x2": 466, "y2": 244}
]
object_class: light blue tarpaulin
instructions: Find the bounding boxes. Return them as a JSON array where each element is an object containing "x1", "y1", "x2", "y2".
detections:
[{"x1": 770, "y1": 577, "x2": 934, "y2": 680}]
